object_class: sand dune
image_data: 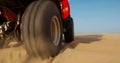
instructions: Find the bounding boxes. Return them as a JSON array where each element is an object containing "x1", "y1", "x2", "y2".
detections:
[
  {"x1": 53, "y1": 34, "x2": 120, "y2": 63},
  {"x1": 0, "y1": 34, "x2": 120, "y2": 63}
]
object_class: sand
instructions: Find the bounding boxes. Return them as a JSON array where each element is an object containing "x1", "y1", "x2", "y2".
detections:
[{"x1": 0, "y1": 34, "x2": 120, "y2": 63}]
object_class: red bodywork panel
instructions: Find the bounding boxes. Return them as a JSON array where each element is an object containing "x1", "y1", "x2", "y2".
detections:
[
  {"x1": 1, "y1": 7, "x2": 17, "y2": 21},
  {"x1": 0, "y1": 0, "x2": 70, "y2": 21},
  {"x1": 60, "y1": 0, "x2": 70, "y2": 20}
]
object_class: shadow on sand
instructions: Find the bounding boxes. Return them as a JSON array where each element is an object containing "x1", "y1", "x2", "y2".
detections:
[
  {"x1": 61, "y1": 35, "x2": 103, "y2": 52},
  {"x1": 75, "y1": 35, "x2": 102, "y2": 43}
]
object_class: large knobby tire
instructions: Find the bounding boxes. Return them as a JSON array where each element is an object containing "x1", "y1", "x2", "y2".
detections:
[
  {"x1": 21, "y1": 0, "x2": 62, "y2": 59},
  {"x1": 64, "y1": 17, "x2": 74, "y2": 43}
]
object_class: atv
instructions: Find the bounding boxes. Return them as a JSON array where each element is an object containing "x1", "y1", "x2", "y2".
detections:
[{"x1": 0, "y1": 0, "x2": 74, "y2": 59}]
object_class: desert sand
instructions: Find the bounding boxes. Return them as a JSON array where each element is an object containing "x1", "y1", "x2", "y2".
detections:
[{"x1": 0, "y1": 34, "x2": 120, "y2": 63}]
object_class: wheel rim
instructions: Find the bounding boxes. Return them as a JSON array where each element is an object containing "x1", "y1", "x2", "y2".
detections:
[{"x1": 51, "y1": 16, "x2": 61, "y2": 46}]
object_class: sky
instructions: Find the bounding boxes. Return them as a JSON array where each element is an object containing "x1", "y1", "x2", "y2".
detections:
[{"x1": 69, "y1": 0, "x2": 120, "y2": 34}]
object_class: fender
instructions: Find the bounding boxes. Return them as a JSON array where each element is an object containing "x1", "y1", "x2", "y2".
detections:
[
  {"x1": 0, "y1": 0, "x2": 70, "y2": 21},
  {"x1": 60, "y1": 0, "x2": 70, "y2": 20},
  {"x1": 0, "y1": 7, "x2": 17, "y2": 21}
]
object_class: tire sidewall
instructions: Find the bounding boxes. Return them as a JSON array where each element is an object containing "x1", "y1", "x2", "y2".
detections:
[{"x1": 22, "y1": 0, "x2": 62, "y2": 58}]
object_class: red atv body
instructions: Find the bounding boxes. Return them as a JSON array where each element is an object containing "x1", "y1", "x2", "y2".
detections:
[
  {"x1": 0, "y1": 0, "x2": 74, "y2": 59},
  {"x1": 0, "y1": 0, "x2": 70, "y2": 20}
]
